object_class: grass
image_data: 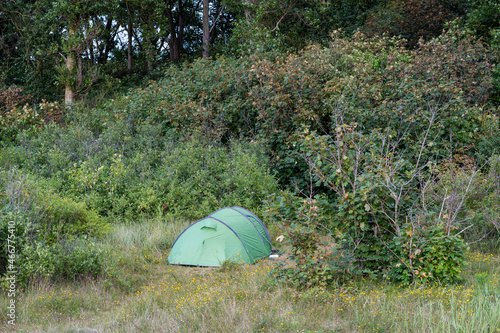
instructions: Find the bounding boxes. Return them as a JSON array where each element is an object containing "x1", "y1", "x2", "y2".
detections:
[{"x1": 2, "y1": 219, "x2": 500, "y2": 332}]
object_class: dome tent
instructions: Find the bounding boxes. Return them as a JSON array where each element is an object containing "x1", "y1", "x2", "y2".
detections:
[{"x1": 168, "y1": 206, "x2": 272, "y2": 267}]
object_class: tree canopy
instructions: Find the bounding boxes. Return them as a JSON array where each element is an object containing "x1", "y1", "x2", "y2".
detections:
[{"x1": 4, "y1": 0, "x2": 498, "y2": 104}]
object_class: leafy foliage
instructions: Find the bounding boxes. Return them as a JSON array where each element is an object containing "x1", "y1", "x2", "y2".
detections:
[
  {"x1": 1, "y1": 116, "x2": 278, "y2": 220},
  {"x1": 256, "y1": 28, "x2": 497, "y2": 282},
  {"x1": 17, "y1": 239, "x2": 103, "y2": 284},
  {"x1": 269, "y1": 226, "x2": 356, "y2": 290},
  {"x1": 0, "y1": 168, "x2": 108, "y2": 286},
  {"x1": 0, "y1": 88, "x2": 43, "y2": 142},
  {"x1": 466, "y1": 0, "x2": 500, "y2": 39},
  {"x1": 225, "y1": 0, "x2": 380, "y2": 54},
  {"x1": 364, "y1": 0, "x2": 468, "y2": 48},
  {"x1": 389, "y1": 221, "x2": 469, "y2": 285}
]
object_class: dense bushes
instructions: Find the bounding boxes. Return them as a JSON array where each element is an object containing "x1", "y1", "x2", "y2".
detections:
[
  {"x1": 389, "y1": 222, "x2": 468, "y2": 285},
  {"x1": 0, "y1": 88, "x2": 43, "y2": 142},
  {"x1": 15, "y1": 239, "x2": 103, "y2": 284},
  {"x1": 269, "y1": 226, "x2": 355, "y2": 290},
  {"x1": 99, "y1": 25, "x2": 496, "y2": 184},
  {"x1": 157, "y1": 139, "x2": 278, "y2": 219},
  {"x1": 0, "y1": 88, "x2": 65, "y2": 143},
  {"x1": 0, "y1": 169, "x2": 108, "y2": 286},
  {"x1": 1, "y1": 122, "x2": 278, "y2": 220},
  {"x1": 259, "y1": 28, "x2": 498, "y2": 285},
  {"x1": 364, "y1": 0, "x2": 468, "y2": 48}
]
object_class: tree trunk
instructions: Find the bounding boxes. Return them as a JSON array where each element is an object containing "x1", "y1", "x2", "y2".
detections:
[
  {"x1": 65, "y1": 52, "x2": 75, "y2": 106},
  {"x1": 128, "y1": 16, "x2": 133, "y2": 70},
  {"x1": 169, "y1": 36, "x2": 180, "y2": 60},
  {"x1": 147, "y1": 39, "x2": 154, "y2": 71},
  {"x1": 165, "y1": 3, "x2": 179, "y2": 61},
  {"x1": 202, "y1": 0, "x2": 210, "y2": 58},
  {"x1": 99, "y1": 18, "x2": 115, "y2": 64},
  {"x1": 77, "y1": 53, "x2": 83, "y2": 89},
  {"x1": 64, "y1": 26, "x2": 76, "y2": 107}
]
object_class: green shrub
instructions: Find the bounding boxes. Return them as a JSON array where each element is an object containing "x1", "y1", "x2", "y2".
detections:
[
  {"x1": 389, "y1": 221, "x2": 469, "y2": 285},
  {"x1": 269, "y1": 226, "x2": 356, "y2": 290},
  {"x1": 51, "y1": 240, "x2": 103, "y2": 281},
  {"x1": 17, "y1": 240, "x2": 103, "y2": 284},
  {"x1": 17, "y1": 241, "x2": 57, "y2": 283},
  {"x1": 98, "y1": 57, "x2": 256, "y2": 143},
  {"x1": 157, "y1": 138, "x2": 278, "y2": 219},
  {"x1": 0, "y1": 87, "x2": 44, "y2": 142},
  {"x1": 2, "y1": 102, "x2": 278, "y2": 219},
  {"x1": 364, "y1": 0, "x2": 467, "y2": 48},
  {"x1": 41, "y1": 191, "x2": 109, "y2": 242},
  {"x1": 59, "y1": 135, "x2": 277, "y2": 219},
  {"x1": 0, "y1": 209, "x2": 28, "y2": 277},
  {"x1": 0, "y1": 168, "x2": 108, "y2": 285},
  {"x1": 0, "y1": 168, "x2": 108, "y2": 243},
  {"x1": 422, "y1": 155, "x2": 500, "y2": 245}
]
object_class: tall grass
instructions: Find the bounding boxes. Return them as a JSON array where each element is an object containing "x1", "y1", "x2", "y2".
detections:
[
  {"x1": 2, "y1": 221, "x2": 500, "y2": 332},
  {"x1": 106, "y1": 217, "x2": 189, "y2": 252}
]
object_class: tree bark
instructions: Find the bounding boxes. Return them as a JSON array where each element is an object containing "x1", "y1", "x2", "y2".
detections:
[
  {"x1": 202, "y1": 0, "x2": 210, "y2": 58},
  {"x1": 169, "y1": 35, "x2": 180, "y2": 61},
  {"x1": 165, "y1": 2, "x2": 179, "y2": 61},
  {"x1": 77, "y1": 53, "x2": 83, "y2": 89},
  {"x1": 65, "y1": 51, "x2": 75, "y2": 106},
  {"x1": 128, "y1": 16, "x2": 133, "y2": 70},
  {"x1": 99, "y1": 18, "x2": 115, "y2": 64},
  {"x1": 147, "y1": 39, "x2": 154, "y2": 71},
  {"x1": 64, "y1": 26, "x2": 76, "y2": 107}
]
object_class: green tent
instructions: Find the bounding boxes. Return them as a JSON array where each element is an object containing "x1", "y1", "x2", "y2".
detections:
[{"x1": 168, "y1": 206, "x2": 272, "y2": 266}]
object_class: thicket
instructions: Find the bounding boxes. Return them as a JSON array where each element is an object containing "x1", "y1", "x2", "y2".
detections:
[
  {"x1": 259, "y1": 28, "x2": 500, "y2": 285},
  {"x1": 2, "y1": 24, "x2": 500, "y2": 288},
  {"x1": 364, "y1": 0, "x2": 468, "y2": 48},
  {"x1": 0, "y1": 169, "x2": 108, "y2": 285}
]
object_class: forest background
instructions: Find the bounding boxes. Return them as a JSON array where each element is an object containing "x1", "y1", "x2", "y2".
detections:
[{"x1": 2, "y1": 0, "x2": 500, "y2": 331}]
